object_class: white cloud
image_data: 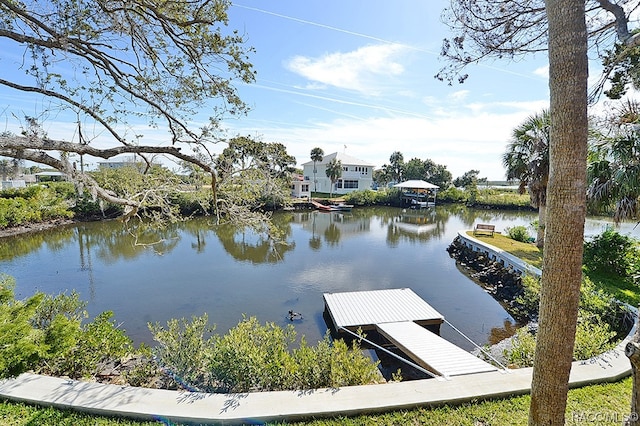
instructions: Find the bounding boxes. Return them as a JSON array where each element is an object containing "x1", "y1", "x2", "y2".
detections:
[
  {"x1": 533, "y1": 65, "x2": 548, "y2": 78},
  {"x1": 232, "y1": 98, "x2": 547, "y2": 181},
  {"x1": 285, "y1": 44, "x2": 407, "y2": 94}
]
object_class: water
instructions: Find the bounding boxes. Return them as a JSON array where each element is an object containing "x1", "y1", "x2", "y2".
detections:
[{"x1": 1, "y1": 205, "x2": 635, "y2": 351}]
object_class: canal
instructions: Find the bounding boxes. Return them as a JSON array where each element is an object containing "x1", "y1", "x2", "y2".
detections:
[{"x1": 0, "y1": 205, "x2": 631, "y2": 351}]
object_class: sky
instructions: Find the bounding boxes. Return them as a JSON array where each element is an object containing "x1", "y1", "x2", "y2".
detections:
[
  {"x1": 223, "y1": 0, "x2": 552, "y2": 181},
  {"x1": 0, "y1": 1, "x2": 577, "y2": 181}
]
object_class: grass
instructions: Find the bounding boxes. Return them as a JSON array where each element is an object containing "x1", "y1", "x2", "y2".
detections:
[
  {"x1": 466, "y1": 231, "x2": 543, "y2": 269},
  {"x1": 1, "y1": 378, "x2": 633, "y2": 425},
  {"x1": 584, "y1": 269, "x2": 640, "y2": 307},
  {"x1": 474, "y1": 190, "x2": 532, "y2": 209},
  {"x1": 466, "y1": 231, "x2": 640, "y2": 307}
]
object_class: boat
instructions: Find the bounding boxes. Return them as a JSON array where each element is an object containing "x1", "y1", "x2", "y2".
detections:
[
  {"x1": 332, "y1": 203, "x2": 353, "y2": 212},
  {"x1": 310, "y1": 200, "x2": 354, "y2": 212},
  {"x1": 311, "y1": 200, "x2": 338, "y2": 211}
]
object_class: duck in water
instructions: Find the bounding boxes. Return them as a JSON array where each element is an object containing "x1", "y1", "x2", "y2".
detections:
[{"x1": 288, "y1": 310, "x2": 303, "y2": 321}]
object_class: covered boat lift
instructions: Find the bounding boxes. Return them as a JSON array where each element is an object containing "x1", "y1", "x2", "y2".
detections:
[{"x1": 393, "y1": 180, "x2": 439, "y2": 208}]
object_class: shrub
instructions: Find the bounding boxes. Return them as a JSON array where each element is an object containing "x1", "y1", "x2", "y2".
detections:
[
  {"x1": 583, "y1": 227, "x2": 640, "y2": 277},
  {"x1": 514, "y1": 274, "x2": 541, "y2": 318},
  {"x1": 0, "y1": 276, "x2": 46, "y2": 378},
  {"x1": 344, "y1": 189, "x2": 386, "y2": 206},
  {"x1": 438, "y1": 186, "x2": 467, "y2": 203},
  {"x1": 504, "y1": 327, "x2": 536, "y2": 368},
  {"x1": 573, "y1": 320, "x2": 615, "y2": 360},
  {"x1": 0, "y1": 185, "x2": 74, "y2": 228},
  {"x1": 327, "y1": 337, "x2": 381, "y2": 387},
  {"x1": 505, "y1": 225, "x2": 531, "y2": 243},
  {"x1": 149, "y1": 314, "x2": 215, "y2": 391},
  {"x1": 44, "y1": 311, "x2": 134, "y2": 379},
  {"x1": 31, "y1": 290, "x2": 88, "y2": 330},
  {"x1": 150, "y1": 315, "x2": 381, "y2": 393},
  {"x1": 209, "y1": 316, "x2": 297, "y2": 392}
]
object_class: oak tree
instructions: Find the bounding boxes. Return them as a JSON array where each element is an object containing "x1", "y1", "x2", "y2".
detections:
[{"x1": 0, "y1": 0, "x2": 255, "y2": 221}]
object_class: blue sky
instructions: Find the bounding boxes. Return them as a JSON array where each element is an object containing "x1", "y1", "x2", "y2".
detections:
[
  {"x1": 225, "y1": 0, "x2": 552, "y2": 180},
  {"x1": 0, "y1": 1, "x2": 562, "y2": 181}
]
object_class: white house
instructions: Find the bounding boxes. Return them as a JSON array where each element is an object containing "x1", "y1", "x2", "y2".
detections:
[
  {"x1": 290, "y1": 174, "x2": 311, "y2": 199},
  {"x1": 299, "y1": 152, "x2": 374, "y2": 196}
]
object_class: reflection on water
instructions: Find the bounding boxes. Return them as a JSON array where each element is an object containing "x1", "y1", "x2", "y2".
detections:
[{"x1": 1, "y1": 205, "x2": 635, "y2": 350}]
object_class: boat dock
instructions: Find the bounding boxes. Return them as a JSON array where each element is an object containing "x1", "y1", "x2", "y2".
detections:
[{"x1": 323, "y1": 288, "x2": 498, "y2": 378}]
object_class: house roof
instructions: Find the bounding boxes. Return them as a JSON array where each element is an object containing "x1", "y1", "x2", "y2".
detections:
[{"x1": 301, "y1": 152, "x2": 374, "y2": 167}]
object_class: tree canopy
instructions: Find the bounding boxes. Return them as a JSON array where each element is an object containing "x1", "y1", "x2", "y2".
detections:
[
  {"x1": 437, "y1": 0, "x2": 640, "y2": 94},
  {"x1": 376, "y1": 152, "x2": 451, "y2": 189},
  {"x1": 0, "y1": 0, "x2": 256, "y2": 220}
]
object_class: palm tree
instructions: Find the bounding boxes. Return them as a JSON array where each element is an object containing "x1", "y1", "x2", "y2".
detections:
[
  {"x1": 388, "y1": 151, "x2": 404, "y2": 183},
  {"x1": 310, "y1": 147, "x2": 324, "y2": 194},
  {"x1": 529, "y1": 3, "x2": 588, "y2": 423},
  {"x1": 325, "y1": 158, "x2": 342, "y2": 198},
  {"x1": 587, "y1": 99, "x2": 640, "y2": 223},
  {"x1": 502, "y1": 110, "x2": 550, "y2": 248}
]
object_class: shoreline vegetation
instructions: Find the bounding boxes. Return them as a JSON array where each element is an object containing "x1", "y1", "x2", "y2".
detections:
[{"x1": 1, "y1": 185, "x2": 639, "y2": 424}]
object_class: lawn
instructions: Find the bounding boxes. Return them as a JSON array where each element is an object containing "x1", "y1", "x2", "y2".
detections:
[
  {"x1": 466, "y1": 231, "x2": 543, "y2": 269},
  {"x1": 467, "y1": 231, "x2": 640, "y2": 306},
  {"x1": 1, "y1": 378, "x2": 633, "y2": 425}
]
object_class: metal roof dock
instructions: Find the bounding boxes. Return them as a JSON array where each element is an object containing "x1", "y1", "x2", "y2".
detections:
[
  {"x1": 323, "y1": 288, "x2": 444, "y2": 331},
  {"x1": 323, "y1": 288, "x2": 498, "y2": 378}
]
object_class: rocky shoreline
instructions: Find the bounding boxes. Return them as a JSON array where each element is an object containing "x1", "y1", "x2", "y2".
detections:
[{"x1": 446, "y1": 235, "x2": 534, "y2": 324}]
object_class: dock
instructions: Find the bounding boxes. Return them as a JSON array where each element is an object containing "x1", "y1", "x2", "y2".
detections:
[{"x1": 323, "y1": 288, "x2": 498, "y2": 378}]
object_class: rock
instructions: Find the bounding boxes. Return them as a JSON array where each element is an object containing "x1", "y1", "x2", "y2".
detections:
[{"x1": 447, "y1": 236, "x2": 532, "y2": 323}]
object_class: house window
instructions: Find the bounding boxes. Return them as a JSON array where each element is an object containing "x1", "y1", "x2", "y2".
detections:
[
  {"x1": 302, "y1": 184, "x2": 309, "y2": 192},
  {"x1": 342, "y1": 180, "x2": 359, "y2": 189},
  {"x1": 343, "y1": 166, "x2": 348, "y2": 172}
]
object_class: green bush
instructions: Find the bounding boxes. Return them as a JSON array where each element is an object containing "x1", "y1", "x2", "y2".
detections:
[
  {"x1": 505, "y1": 225, "x2": 531, "y2": 243},
  {"x1": 0, "y1": 185, "x2": 74, "y2": 228},
  {"x1": 438, "y1": 186, "x2": 467, "y2": 203},
  {"x1": 584, "y1": 227, "x2": 640, "y2": 277},
  {"x1": 504, "y1": 327, "x2": 536, "y2": 368},
  {"x1": 515, "y1": 274, "x2": 541, "y2": 317},
  {"x1": 344, "y1": 189, "x2": 385, "y2": 206},
  {"x1": 209, "y1": 316, "x2": 297, "y2": 392},
  {"x1": 0, "y1": 276, "x2": 46, "y2": 378},
  {"x1": 43, "y1": 311, "x2": 134, "y2": 379},
  {"x1": 169, "y1": 189, "x2": 213, "y2": 216},
  {"x1": 150, "y1": 315, "x2": 380, "y2": 393},
  {"x1": 573, "y1": 320, "x2": 616, "y2": 360},
  {"x1": 505, "y1": 319, "x2": 615, "y2": 368},
  {"x1": 0, "y1": 277, "x2": 141, "y2": 380},
  {"x1": 344, "y1": 188, "x2": 404, "y2": 206},
  {"x1": 507, "y1": 272, "x2": 629, "y2": 367},
  {"x1": 475, "y1": 188, "x2": 531, "y2": 208},
  {"x1": 149, "y1": 314, "x2": 215, "y2": 391}
]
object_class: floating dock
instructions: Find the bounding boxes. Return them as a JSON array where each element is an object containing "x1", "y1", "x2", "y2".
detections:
[{"x1": 323, "y1": 288, "x2": 498, "y2": 378}]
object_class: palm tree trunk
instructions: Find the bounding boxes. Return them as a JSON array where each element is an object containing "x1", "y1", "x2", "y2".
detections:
[
  {"x1": 536, "y1": 204, "x2": 546, "y2": 249},
  {"x1": 529, "y1": 1, "x2": 588, "y2": 425}
]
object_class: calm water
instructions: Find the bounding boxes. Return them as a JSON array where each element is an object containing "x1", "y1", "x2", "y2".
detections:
[{"x1": 1, "y1": 205, "x2": 635, "y2": 351}]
